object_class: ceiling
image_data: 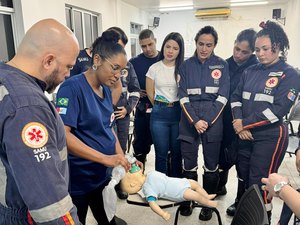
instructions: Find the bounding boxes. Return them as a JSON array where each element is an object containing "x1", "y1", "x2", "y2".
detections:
[{"x1": 122, "y1": 0, "x2": 289, "y2": 12}]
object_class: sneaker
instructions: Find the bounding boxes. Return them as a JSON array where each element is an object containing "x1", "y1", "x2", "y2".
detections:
[
  {"x1": 226, "y1": 203, "x2": 237, "y2": 217},
  {"x1": 199, "y1": 208, "x2": 213, "y2": 221},
  {"x1": 216, "y1": 186, "x2": 227, "y2": 196},
  {"x1": 179, "y1": 201, "x2": 193, "y2": 216},
  {"x1": 111, "y1": 216, "x2": 127, "y2": 225}
]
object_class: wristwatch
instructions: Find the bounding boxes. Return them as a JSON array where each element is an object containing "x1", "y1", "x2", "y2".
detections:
[{"x1": 274, "y1": 181, "x2": 289, "y2": 194}]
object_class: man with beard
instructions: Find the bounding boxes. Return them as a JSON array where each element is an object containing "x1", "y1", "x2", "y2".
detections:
[{"x1": 0, "y1": 19, "x2": 81, "y2": 224}]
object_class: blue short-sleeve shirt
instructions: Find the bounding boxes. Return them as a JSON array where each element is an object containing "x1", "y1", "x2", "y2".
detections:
[{"x1": 56, "y1": 73, "x2": 116, "y2": 195}]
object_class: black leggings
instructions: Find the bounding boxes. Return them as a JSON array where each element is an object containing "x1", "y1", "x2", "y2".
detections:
[{"x1": 71, "y1": 182, "x2": 112, "y2": 225}]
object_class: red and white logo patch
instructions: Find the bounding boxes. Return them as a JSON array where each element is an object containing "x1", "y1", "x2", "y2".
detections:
[
  {"x1": 22, "y1": 122, "x2": 48, "y2": 148},
  {"x1": 211, "y1": 69, "x2": 222, "y2": 79},
  {"x1": 110, "y1": 113, "x2": 115, "y2": 123},
  {"x1": 265, "y1": 77, "x2": 278, "y2": 88}
]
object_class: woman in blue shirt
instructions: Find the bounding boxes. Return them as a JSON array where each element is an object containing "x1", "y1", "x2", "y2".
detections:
[{"x1": 56, "y1": 30, "x2": 131, "y2": 225}]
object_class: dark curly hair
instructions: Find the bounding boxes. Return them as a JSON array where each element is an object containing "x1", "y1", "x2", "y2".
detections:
[{"x1": 257, "y1": 20, "x2": 289, "y2": 60}]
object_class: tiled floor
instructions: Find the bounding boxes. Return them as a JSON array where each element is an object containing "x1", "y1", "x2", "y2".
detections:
[{"x1": 86, "y1": 134, "x2": 300, "y2": 225}]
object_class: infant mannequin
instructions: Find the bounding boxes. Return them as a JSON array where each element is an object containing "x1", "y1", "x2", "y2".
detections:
[{"x1": 121, "y1": 165, "x2": 217, "y2": 221}]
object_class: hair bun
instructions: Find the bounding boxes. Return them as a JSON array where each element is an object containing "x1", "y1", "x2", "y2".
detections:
[{"x1": 101, "y1": 30, "x2": 119, "y2": 44}]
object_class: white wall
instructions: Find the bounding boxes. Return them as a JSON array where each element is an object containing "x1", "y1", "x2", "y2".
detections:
[
  {"x1": 152, "y1": 4, "x2": 287, "y2": 60},
  {"x1": 117, "y1": 0, "x2": 149, "y2": 56},
  {"x1": 14, "y1": 0, "x2": 149, "y2": 58},
  {"x1": 285, "y1": 0, "x2": 300, "y2": 68},
  {"x1": 13, "y1": 0, "x2": 300, "y2": 68}
]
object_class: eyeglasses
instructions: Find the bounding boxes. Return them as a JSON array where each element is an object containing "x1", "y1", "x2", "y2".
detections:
[{"x1": 105, "y1": 58, "x2": 127, "y2": 76}]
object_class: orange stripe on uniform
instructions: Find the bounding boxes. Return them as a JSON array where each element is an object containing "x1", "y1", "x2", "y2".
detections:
[
  {"x1": 268, "y1": 126, "x2": 283, "y2": 175},
  {"x1": 62, "y1": 212, "x2": 75, "y2": 225},
  {"x1": 243, "y1": 120, "x2": 268, "y2": 129},
  {"x1": 263, "y1": 126, "x2": 283, "y2": 204},
  {"x1": 211, "y1": 105, "x2": 225, "y2": 125},
  {"x1": 181, "y1": 103, "x2": 193, "y2": 124},
  {"x1": 274, "y1": 125, "x2": 288, "y2": 170}
]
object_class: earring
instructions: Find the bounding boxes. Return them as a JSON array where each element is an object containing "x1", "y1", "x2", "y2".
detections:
[{"x1": 92, "y1": 64, "x2": 98, "y2": 71}]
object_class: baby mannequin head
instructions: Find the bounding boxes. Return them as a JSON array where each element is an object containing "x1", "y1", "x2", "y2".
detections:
[{"x1": 120, "y1": 170, "x2": 146, "y2": 194}]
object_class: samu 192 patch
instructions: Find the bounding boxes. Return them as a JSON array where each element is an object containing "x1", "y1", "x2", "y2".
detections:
[
  {"x1": 57, "y1": 98, "x2": 69, "y2": 107},
  {"x1": 22, "y1": 122, "x2": 48, "y2": 148},
  {"x1": 287, "y1": 88, "x2": 296, "y2": 101}
]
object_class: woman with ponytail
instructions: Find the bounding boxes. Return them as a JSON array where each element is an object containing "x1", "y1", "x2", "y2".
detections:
[{"x1": 56, "y1": 30, "x2": 131, "y2": 225}]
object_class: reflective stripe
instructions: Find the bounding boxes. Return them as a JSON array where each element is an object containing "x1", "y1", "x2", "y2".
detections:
[
  {"x1": 0, "y1": 86, "x2": 9, "y2": 102},
  {"x1": 59, "y1": 146, "x2": 68, "y2": 161},
  {"x1": 254, "y1": 93, "x2": 274, "y2": 104},
  {"x1": 129, "y1": 91, "x2": 140, "y2": 98},
  {"x1": 0, "y1": 159, "x2": 7, "y2": 207},
  {"x1": 203, "y1": 165, "x2": 219, "y2": 172},
  {"x1": 231, "y1": 102, "x2": 242, "y2": 108},
  {"x1": 187, "y1": 88, "x2": 201, "y2": 95},
  {"x1": 180, "y1": 97, "x2": 189, "y2": 104},
  {"x1": 205, "y1": 86, "x2": 219, "y2": 94},
  {"x1": 30, "y1": 195, "x2": 73, "y2": 223},
  {"x1": 262, "y1": 108, "x2": 279, "y2": 123},
  {"x1": 182, "y1": 159, "x2": 198, "y2": 171},
  {"x1": 122, "y1": 87, "x2": 127, "y2": 93},
  {"x1": 216, "y1": 96, "x2": 227, "y2": 105},
  {"x1": 242, "y1": 91, "x2": 251, "y2": 100}
]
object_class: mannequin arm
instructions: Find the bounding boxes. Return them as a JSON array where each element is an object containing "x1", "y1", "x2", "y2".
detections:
[{"x1": 148, "y1": 201, "x2": 170, "y2": 221}]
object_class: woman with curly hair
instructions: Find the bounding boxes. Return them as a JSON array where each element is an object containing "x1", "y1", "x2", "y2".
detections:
[{"x1": 231, "y1": 20, "x2": 300, "y2": 222}]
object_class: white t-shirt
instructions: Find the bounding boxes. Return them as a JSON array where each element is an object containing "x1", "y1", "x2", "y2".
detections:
[{"x1": 146, "y1": 60, "x2": 179, "y2": 103}]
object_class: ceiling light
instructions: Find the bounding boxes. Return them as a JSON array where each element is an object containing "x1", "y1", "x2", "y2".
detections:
[
  {"x1": 230, "y1": 1, "x2": 268, "y2": 7},
  {"x1": 159, "y1": 6, "x2": 193, "y2": 12}
]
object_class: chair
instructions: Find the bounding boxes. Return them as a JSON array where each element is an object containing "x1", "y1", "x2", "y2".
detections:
[
  {"x1": 127, "y1": 193, "x2": 222, "y2": 225},
  {"x1": 285, "y1": 95, "x2": 300, "y2": 155},
  {"x1": 231, "y1": 184, "x2": 269, "y2": 225},
  {"x1": 285, "y1": 94, "x2": 300, "y2": 136}
]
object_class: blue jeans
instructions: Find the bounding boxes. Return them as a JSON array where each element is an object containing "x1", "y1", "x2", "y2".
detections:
[{"x1": 150, "y1": 102, "x2": 181, "y2": 177}]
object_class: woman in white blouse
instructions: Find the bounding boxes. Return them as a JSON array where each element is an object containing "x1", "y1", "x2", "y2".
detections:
[{"x1": 146, "y1": 32, "x2": 184, "y2": 177}]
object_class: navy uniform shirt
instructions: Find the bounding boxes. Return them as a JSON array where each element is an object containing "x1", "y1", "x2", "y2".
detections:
[
  {"x1": 178, "y1": 55, "x2": 230, "y2": 126},
  {"x1": 227, "y1": 54, "x2": 258, "y2": 96},
  {"x1": 0, "y1": 62, "x2": 80, "y2": 224},
  {"x1": 231, "y1": 59, "x2": 300, "y2": 129},
  {"x1": 129, "y1": 53, "x2": 160, "y2": 110},
  {"x1": 70, "y1": 48, "x2": 91, "y2": 77},
  {"x1": 56, "y1": 74, "x2": 115, "y2": 195}
]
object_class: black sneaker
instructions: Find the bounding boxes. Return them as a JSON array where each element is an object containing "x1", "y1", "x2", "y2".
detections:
[
  {"x1": 111, "y1": 216, "x2": 127, "y2": 225},
  {"x1": 216, "y1": 186, "x2": 227, "y2": 196},
  {"x1": 199, "y1": 208, "x2": 213, "y2": 221},
  {"x1": 226, "y1": 203, "x2": 237, "y2": 216},
  {"x1": 179, "y1": 201, "x2": 193, "y2": 216}
]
